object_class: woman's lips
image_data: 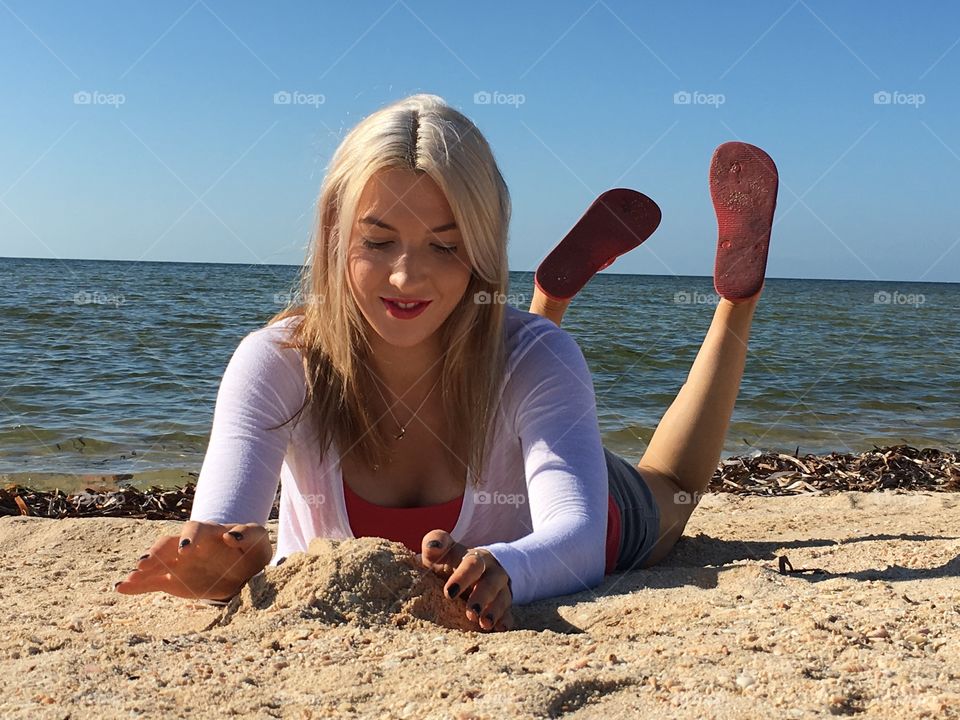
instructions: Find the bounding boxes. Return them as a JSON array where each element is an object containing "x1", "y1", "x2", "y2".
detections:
[{"x1": 381, "y1": 298, "x2": 431, "y2": 319}]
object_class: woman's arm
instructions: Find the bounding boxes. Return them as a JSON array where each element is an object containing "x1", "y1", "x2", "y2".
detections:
[
  {"x1": 473, "y1": 320, "x2": 608, "y2": 606},
  {"x1": 118, "y1": 321, "x2": 307, "y2": 601},
  {"x1": 190, "y1": 321, "x2": 307, "y2": 527}
]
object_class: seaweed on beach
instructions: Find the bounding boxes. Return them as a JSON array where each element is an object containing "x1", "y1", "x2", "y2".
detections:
[
  {"x1": 707, "y1": 444, "x2": 960, "y2": 496},
  {"x1": 1, "y1": 444, "x2": 958, "y2": 520},
  {"x1": 0, "y1": 482, "x2": 219, "y2": 521}
]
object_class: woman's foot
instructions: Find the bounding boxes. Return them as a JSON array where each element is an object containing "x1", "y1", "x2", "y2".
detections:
[
  {"x1": 710, "y1": 142, "x2": 778, "y2": 302},
  {"x1": 534, "y1": 188, "x2": 661, "y2": 302}
]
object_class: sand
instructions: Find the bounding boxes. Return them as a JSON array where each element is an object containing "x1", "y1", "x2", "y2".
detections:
[{"x1": 1, "y1": 490, "x2": 958, "y2": 719}]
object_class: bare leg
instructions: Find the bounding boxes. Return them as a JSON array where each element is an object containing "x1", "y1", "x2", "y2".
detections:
[
  {"x1": 637, "y1": 291, "x2": 760, "y2": 566},
  {"x1": 529, "y1": 276, "x2": 762, "y2": 568},
  {"x1": 528, "y1": 286, "x2": 570, "y2": 327}
]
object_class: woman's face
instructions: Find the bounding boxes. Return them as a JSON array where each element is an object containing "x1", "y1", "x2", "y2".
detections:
[{"x1": 347, "y1": 168, "x2": 473, "y2": 350}]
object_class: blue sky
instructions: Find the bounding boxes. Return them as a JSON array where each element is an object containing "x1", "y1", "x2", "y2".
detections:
[{"x1": 2, "y1": 1, "x2": 959, "y2": 282}]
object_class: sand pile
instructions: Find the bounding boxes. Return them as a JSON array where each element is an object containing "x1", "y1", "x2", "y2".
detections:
[{"x1": 218, "y1": 536, "x2": 478, "y2": 632}]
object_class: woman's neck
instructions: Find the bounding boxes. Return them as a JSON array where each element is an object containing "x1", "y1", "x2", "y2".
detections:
[{"x1": 366, "y1": 336, "x2": 445, "y2": 401}]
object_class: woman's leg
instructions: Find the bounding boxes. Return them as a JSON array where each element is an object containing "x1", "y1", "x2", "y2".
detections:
[
  {"x1": 528, "y1": 289, "x2": 760, "y2": 568},
  {"x1": 639, "y1": 140, "x2": 776, "y2": 567},
  {"x1": 635, "y1": 292, "x2": 759, "y2": 566},
  {"x1": 528, "y1": 287, "x2": 570, "y2": 326}
]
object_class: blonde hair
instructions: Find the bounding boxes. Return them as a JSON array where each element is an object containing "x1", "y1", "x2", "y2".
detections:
[{"x1": 268, "y1": 94, "x2": 510, "y2": 487}]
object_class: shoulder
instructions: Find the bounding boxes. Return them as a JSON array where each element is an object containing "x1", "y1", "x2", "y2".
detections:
[
  {"x1": 503, "y1": 304, "x2": 585, "y2": 370},
  {"x1": 226, "y1": 314, "x2": 305, "y2": 379}
]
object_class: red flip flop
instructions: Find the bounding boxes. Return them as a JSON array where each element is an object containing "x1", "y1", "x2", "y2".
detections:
[
  {"x1": 534, "y1": 189, "x2": 661, "y2": 301},
  {"x1": 710, "y1": 142, "x2": 778, "y2": 301}
]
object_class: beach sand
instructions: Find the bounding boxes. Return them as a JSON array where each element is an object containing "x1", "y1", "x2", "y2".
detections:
[{"x1": 1, "y1": 490, "x2": 958, "y2": 719}]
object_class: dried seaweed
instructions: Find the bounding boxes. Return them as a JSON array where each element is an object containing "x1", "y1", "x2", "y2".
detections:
[
  {"x1": 708, "y1": 444, "x2": 960, "y2": 496},
  {"x1": 0, "y1": 483, "x2": 280, "y2": 521},
  {"x1": 1, "y1": 444, "x2": 957, "y2": 520}
]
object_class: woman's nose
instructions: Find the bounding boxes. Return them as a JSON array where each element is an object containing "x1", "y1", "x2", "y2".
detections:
[{"x1": 389, "y1": 249, "x2": 429, "y2": 285}]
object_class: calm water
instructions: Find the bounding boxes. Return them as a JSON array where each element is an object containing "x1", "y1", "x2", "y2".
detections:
[{"x1": 2, "y1": 257, "x2": 958, "y2": 492}]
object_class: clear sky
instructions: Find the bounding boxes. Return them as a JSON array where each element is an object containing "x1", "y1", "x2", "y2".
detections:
[{"x1": 2, "y1": 1, "x2": 958, "y2": 282}]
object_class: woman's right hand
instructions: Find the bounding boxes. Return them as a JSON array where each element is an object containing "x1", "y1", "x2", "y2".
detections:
[{"x1": 114, "y1": 520, "x2": 273, "y2": 602}]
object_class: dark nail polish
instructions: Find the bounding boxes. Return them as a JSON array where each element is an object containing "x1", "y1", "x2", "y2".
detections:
[
  {"x1": 471, "y1": 603, "x2": 481, "y2": 615},
  {"x1": 447, "y1": 583, "x2": 460, "y2": 598},
  {"x1": 138, "y1": 554, "x2": 150, "y2": 561},
  {"x1": 113, "y1": 580, "x2": 122, "y2": 589},
  {"x1": 179, "y1": 538, "x2": 190, "y2": 548},
  {"x1": 276, "y1": 556, "x2": 287, "y2": 566},
  {"x1": 228, "y1": 531, "x2": 243, "y2": 541},
  {"x1": 484, "y1": 613, "x2": 494, "y2": 623},
  {"x1": 427, "y1": 540, "x2": 442, "y2": 549}
]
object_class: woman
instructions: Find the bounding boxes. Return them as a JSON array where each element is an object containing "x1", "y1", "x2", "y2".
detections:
[{"x1": 115, "y1": 94, "x2": 777, "y2": 634}]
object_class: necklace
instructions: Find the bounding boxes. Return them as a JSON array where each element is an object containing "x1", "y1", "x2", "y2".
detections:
[{"x1": 370, "y1": 374, "x2": 442, "y2": 441}]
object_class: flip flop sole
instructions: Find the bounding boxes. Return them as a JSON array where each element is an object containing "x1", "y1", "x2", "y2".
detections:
[
  {"x1": 534, "y1": 189, "x2": 661, "y2": 301},
  {"x1": 710, "y1": 142, "x2": 778, "y2": 300}
]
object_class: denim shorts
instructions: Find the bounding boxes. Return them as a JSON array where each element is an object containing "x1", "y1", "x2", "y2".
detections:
[{"x1": 603, "y1": 447, "x2": 661, "y2": 572}]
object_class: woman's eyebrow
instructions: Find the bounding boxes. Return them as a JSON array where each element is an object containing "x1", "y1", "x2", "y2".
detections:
[{"x1": 359, "y1": 215, "x2": 457, "y2": 233}]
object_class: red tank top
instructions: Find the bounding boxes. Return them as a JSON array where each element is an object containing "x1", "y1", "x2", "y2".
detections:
[{"x1": 343, "y1": 481, "x2": 621, "y2": 575}]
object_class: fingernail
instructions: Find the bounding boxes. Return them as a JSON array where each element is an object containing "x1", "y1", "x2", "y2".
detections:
[
  {"x1": 484, "y1": 613, "x2": 494, "y2": 623},
  {"x1": 447, "y1": 583, "x2": 460, "y2": 598},
  {"x1": 276, "y1": 556, "x2": 287, "y2": 566},
  {"x1": 427, "y1": 540, "x2": 442, "y2": 549},
  {"x1": 179, "y1": 538, "x2": 190, "y2": 549},
  {"x1": 228, "y1": 531, "x2": 243, "y2": 541},
  {"x1": 113, "y1": 581, "x2": 122, "y2": 589},
  {"x1": 138, "y1": 554, "x2": 149, "y2": 561},
  {"x1": 471, "y1": 603, "x2": 481, "y2": 615}
]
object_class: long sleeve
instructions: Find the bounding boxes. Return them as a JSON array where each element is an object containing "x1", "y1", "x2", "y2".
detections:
[
  {"x1": 475, "y1": 322, "x2": 608, "y2": 605},
  {"x1": 190, "y1": 321, "x2": 307, "y2": 527}
]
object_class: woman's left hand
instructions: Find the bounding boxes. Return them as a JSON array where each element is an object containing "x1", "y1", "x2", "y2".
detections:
[{"x1": 420, "y1": 530, "x2": 514, "y2": 632}]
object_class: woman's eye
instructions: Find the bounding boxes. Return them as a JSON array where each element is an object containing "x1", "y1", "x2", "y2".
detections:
[{"x1": 361, "y1": 238, "x2": 457, "y2": 254}]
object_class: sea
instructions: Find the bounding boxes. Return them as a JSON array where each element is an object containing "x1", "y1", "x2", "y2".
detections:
[{"x1": 2, "y1": 257, "x2": 957, "y2": 493}]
